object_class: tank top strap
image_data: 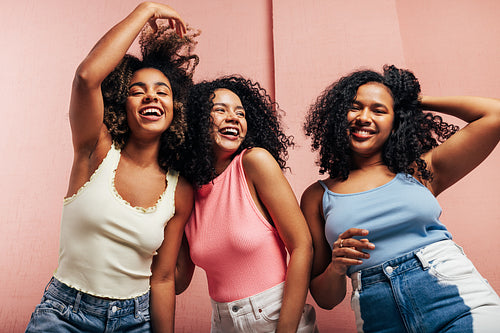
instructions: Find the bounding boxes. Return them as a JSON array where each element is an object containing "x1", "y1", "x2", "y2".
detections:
[
  {"x1": 107, "y1": 144, "x2": 121, "y2": 171},
  {"x1": 318, "y1": 180, "x2": 329, "y2": 191},
  {"x1": 165, "y1": 169, "x2": 179, "y2": 200}
]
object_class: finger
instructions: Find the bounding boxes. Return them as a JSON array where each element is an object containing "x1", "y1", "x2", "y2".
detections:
[
  {"x1": 334, "y1": 247, "x2": 370, "y2": 260},
  {"x1": 175, "y1": 23, "x2": 182, "y2": 38},
  {"x1": 149, "y1": 19, "x2": 159, "y2": 32},
  {"x1": 168, "y1": 18, "x2": 174, "y2": 30},
  {"x1": 334, "y1": 237, "x2": 373, "y2": 251},
  {"x1": 339, "y1": 228, "x2": 369, "y2": 239},
  {"x1": 176, "y1": 18, "x2": 187, "y2": 34},
  {"x1": 333, "y1": 257, "x2": 364, "y2": 267}
]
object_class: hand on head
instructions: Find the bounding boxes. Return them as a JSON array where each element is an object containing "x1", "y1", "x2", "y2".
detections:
[
  {"x1": 331, "y1": 228, "x2": 374, "y2": 275},
  {"x1": 145, "y1": 2, "x2": 187, "y2": 37}
]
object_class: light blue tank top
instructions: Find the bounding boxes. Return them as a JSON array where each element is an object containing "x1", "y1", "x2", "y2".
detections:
[{"x1": 320, "y1": 173, "x2": 451, "y2": 275}]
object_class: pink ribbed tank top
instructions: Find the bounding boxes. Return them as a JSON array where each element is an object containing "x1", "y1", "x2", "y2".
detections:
[{"x1": 185, "y1": 149, "x2": 287, "y2": 302}]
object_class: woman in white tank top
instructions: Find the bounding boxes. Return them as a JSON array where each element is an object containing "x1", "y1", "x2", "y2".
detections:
[{"x1": 25, "y1": 3, "x2": 198, "y2": 332}]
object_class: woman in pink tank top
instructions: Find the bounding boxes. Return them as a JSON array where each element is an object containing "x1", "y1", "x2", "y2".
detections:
[{"x1": 179, "y1": 76, "x2": 318, "y2": 332}]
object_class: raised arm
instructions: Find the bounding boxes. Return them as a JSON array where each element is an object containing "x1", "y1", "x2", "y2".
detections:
[
  {"x1": 243, "y1": 148, "x2": 313, "y2": 333},
  {"x1": 69, "y1": 2, "x2": 186, "y2": 154},
  {"x1": 150, "y1": 176, "x2": 193, "y2": 333},
  {"x1": 421, "y1": 96, "x2": 500, "y2": 196},
  {"x1": 300, "y1": 182, "x2": 374, "y2": 310}
]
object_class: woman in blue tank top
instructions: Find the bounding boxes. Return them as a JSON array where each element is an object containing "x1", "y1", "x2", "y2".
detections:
[{"x1": 301, "y1": 65, "x2": 500, "y2": 332}]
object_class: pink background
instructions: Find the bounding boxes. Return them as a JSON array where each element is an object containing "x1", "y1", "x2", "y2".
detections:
[{"x1": 1, "y1": 0, "x2": 499, "y2": 331}]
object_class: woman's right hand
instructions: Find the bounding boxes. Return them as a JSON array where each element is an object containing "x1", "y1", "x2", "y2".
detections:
[
  {"x1": 142, "y1": 2, "x2": 186, "y2": 36},
  {"x1": 330, "y1": 228, "x2": 375, "y2": 275}
]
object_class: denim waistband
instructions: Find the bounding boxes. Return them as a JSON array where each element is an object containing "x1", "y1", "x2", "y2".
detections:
[
  {"x1": 351, "y1": 240, "x2": 463, "y2": 291},
  {"x1": 211, "y1": 282, "x2": 284, "y2": 320},
  {"x1": 45, "y1": 278, "x2": 149, "y2": 317}
]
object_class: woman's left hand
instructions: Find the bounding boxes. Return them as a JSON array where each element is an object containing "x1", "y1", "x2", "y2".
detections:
[{"x1": 330, "y1": 228, "x2": 375, "y2": 276}]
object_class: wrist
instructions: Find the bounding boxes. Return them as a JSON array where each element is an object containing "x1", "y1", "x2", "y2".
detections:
[
  {"x1": 326, "y1": 262, "x2": 347, "y2": 278},
  {"x1": 136, "y1": 2, "x2": 156, "y2": 16}
]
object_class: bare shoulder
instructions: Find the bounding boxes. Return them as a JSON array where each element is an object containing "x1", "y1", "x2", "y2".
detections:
[
  {"x1": 242, "y1": 147, "x2": 276, "y2": 165},
  {"x1": 174, "y1": 175, "x2": 194, "y2": 213},
  {"x1": 242, "y1": 147, "x2": 281, "y2": 176},
  {"x1": 300, "y1": 181, "x2": 325, "y2": 209}
]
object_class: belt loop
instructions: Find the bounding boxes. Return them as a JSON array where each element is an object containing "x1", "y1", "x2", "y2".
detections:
[
  {"x1": 44, "y1": 277, "x2": 54, "y2": 292},
  {"x1": 351, "y1": 271, "x2": 362, "y2": 291},
  {"x1": 134, "y1": 297, "x2": 140, "y2": 318},
  {"x1": 415, "y1": 250, "x2": 429, "y2": 270},
  {"x1": 249, "y1": 297, "x2": 261, "y2": 320},
  {"x1": 215, "y1": 302, "x2": 221, "y2": 321},
  {"x1": 73, "y1": 291, "x2": 82, "y2": 313}
]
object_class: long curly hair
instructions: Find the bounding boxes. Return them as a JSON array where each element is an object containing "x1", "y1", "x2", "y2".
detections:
[
  {"x1": 182, "y1": 76, "x2": 294, "y2": 186},
  {"x1": 101, "y1": 24, "x2": 199, "y2": 172},
  {"x1": 304, "y1": 65, "x2": 459, "y2": 181}
]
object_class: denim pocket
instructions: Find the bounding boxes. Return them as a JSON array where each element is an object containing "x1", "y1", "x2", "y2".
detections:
[
  {"x1": 259, "y1": 299, "x2": 281, "y2": 323},
  {"x1": 429, "y1": 252, "x2": 474, "y2": 281},
  {"x1": 137, "y1": 307, "x2": 150, "y2": 322},
  {"x1": 36, "y1": 297, "x2": 70, "y2": 316}
]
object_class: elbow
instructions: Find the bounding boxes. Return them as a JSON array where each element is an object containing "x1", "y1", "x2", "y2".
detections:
[
  {"x1": 491, "y1": 107, "x2": 500, "y2": 130},
  {"x1": 310, "y1": 290, "x2": 339, "y2": 310},
  {"x1": 290, "y1": 241, "x2": 314, "y2": 267},
  {"x1": 309, "y1": 275, "x2": 346, "y2": 310},
  {"x1": 151, "y1": 270, "x2": 175, "y2": 288},
  {"x1": 73, "y1": 64, "x2": 101, "y2": 90}
]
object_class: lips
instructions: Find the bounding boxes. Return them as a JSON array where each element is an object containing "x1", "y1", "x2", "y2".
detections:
[
  {"x1": 139, "y1": 107, "x2": 164, "y2": 120},
  {"x1": 349, "y1": 127, "x2": 376, "y2": 139},
  {"x1": 219, "y1": 127, "x2": 239, "y2": 137}
]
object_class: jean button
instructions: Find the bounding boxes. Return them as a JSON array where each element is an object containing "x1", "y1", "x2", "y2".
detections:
[
  {"x1": 232, "y1": 306, "x2": 239, "y2": 312},
  {"x1": 111, "y1": 305, "x2": 118, "y2": 313},
  {"x1": 385, "y1": 266, "x2": 394, "y2": 274}
]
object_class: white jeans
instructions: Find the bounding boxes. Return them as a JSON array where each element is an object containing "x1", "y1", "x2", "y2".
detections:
[{"x1": 210, "y1": 282, "x2": 318, "y2": 333}]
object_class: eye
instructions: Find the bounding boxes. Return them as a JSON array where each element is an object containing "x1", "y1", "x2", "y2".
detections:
[
  {"x1": 236, "y1": 110, "x2": 245, "y2": 117},
  {"x1": 373, "y1": 108, "x2": 387, "y2": 114},
  {"x1": 213, "y1": 107, "x2": 225, "y2": 113},
  {"x1": 157, "y1": 91, "x2": 169, "y2": 96},
  {"x1": 129, "y1": 91, "x2": 144, "y2": 96}
]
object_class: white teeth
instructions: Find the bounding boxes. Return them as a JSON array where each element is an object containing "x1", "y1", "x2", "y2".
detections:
[
  {"x1": 140, "y1": 108, "x2": 162, "y2": 116},
  {"x1": 352, "y1": 129, "x2": 372, "y2": 135},
  {"x1": 221, "y1": 128, "x2": 238, "y2": 136}
]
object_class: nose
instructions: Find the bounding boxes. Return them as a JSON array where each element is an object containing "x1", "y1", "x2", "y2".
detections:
[
  {"x1": 225, "y1": 109, "x2": 239, "y2": 122},
  {"x1": 356, "y1": 108, "x2": 371, "y2": 124},
  {"x1": 143, "y1": 91, "x2": 158, "y2": 102}
]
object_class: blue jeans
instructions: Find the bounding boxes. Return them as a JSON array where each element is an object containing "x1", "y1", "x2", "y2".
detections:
[
  {"x1": 25, "y1": 278, "x2": 151, "y2": 333},
  {"x1": 211, "y1": 282, "x2": 318, "y2": 332},
  {"x1": 350, "y1": 240, "x2": 500, "y2": 333}
]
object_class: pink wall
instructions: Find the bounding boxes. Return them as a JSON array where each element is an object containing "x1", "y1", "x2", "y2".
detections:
[{"x1": 1, "y1": 0, "x2": 498, "y2": 332}]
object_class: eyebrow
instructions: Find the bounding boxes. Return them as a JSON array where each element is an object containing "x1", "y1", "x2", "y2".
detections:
[
  {"x1": 128, "y1": 82, "x2": 171, "y2": 91},
  {"x1": 213, "y1": 102, "x2": 244, "y2": 110},
  {"x1": 352, "y1": 100, "x2": 389, "y2": 109}
]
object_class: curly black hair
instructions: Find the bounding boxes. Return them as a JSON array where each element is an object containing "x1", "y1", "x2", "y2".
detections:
[
  {"x1": 182, "y1": 76, "x2": 294, "y2": 186},
  {"x1": 304, "y1": 65, "x2": 459, "y2": 181},
  {"x1": 100, "y1": 24, "x2": 199, "y2": 172}
]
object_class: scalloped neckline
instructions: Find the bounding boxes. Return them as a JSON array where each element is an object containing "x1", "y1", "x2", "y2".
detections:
[{"x1": 111, "y1": 149, "x2": 168, "y2": 214}]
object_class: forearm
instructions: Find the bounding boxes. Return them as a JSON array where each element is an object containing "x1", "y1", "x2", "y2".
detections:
[
  {"x1": 150, "y1": 279, "x2": 175, "y2": 333},
  {"x1": 421, "y1": 95, "x2": 500, "y2": 124},
  {"x1": 309, "y1": 263, "x2": 347, "y2": 310},
  {"x1": 75, "y1": 2, "x2": 156, "y2": 87},
  {"x1": 276, "y1": 246, "x2": 313, "y2": 333},
  {"x1": 174, "y1": 236, "x2": 195, "y2": 295}
]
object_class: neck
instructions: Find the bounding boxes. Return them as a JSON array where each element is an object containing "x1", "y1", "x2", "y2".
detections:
[
  {"x1": 122, "y1": 139, "x2": 160, "y2": 168},
  {"x1": 213, "y1": 151, "x2": 238, "y2": 175},
  {"x1": 351, "y1": 153, "x2": 386, "y2": 171}
]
